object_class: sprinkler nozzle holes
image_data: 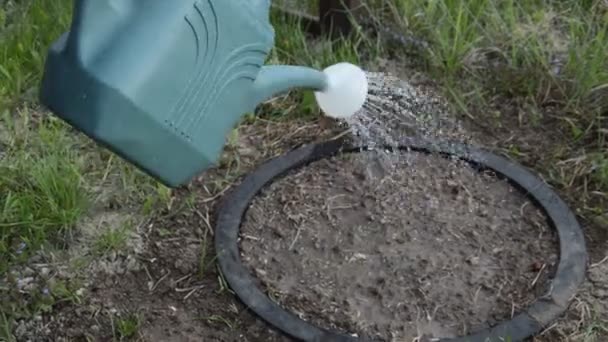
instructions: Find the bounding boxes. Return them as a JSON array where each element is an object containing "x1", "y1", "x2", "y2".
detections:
[{"x1": 315, "y1": 63, "x2": 368, "y2": 119}]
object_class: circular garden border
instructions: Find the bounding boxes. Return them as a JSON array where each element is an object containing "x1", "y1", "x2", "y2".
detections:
[{"x1": 215, "y1": 137, "x2": 588, "y2": 342}]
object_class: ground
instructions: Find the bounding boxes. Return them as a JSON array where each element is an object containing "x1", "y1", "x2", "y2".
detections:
[
  {"x1": 240, "y1": 148, "x2": 558, "y2": 341},
  {"x1": 1, "y1": 0, "x2": 607, "y2": 341}
]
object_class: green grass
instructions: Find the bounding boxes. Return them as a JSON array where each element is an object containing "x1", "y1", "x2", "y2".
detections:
[
  {"x1": 94, "y1": 222, "x2": 132, "y2": 255},
  {"x1": 0, "y1": 0, "x2": 85, "y2": 273},
  {"x1": 0, "y1": 0, "x2": 170, "y2": 267},
  {"x1": 368, "y1": 0, "x2": 608, "y2": 126},
  {"x1": 48, "y1": 278, "x2": 84, "y2": 306},
  {"x1": 112, "y1": 313, "x2": 142, "y2": 341},
  {"x1": 0, "y1": 312, "x2": 13, "y2": 342},
  {"x1": 0, "y1": 110, "x2": 88, "y2": 272},
  {"x1": 204, "y1": 314, "x2": 238, "y2": 330},
  {"x1": 379, "y1": 0, "x2": 608, "y2": 111},
  {"x1": 0, "y1": 0, "x2": 73, "y2": 111}
]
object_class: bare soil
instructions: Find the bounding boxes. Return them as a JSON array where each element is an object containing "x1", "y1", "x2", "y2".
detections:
[{"x1": 240, "y1": 149, "x2": 557, "y2": 341}]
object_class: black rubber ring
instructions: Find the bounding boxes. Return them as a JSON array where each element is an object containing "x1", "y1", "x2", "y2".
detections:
[{"x1": 215, "y1": 137, "x2": 588, "y2": 342}]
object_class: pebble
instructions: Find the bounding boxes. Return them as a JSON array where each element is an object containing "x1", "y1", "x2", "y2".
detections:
[
  {"x1": 29, "y1": 255, "x2": 43, "y2": 263},
  {"x1": 467, "y1": 256, "x2": 480, "y2": 266},
  {"x1": 592, "y1": 288, "x2": 608, "y2": 299},
  {"x1": 22, "y1": 267, "x2": 35, "y2": 277},
  {"x1": 39, "y1": 267, "x2": 50, "y2": 277},
  {"x1": 588, "y1": 267, "x2": 608, "y2": 286},
  {"x1": 256, "y1": 269, "x2": 267, "y2": 277},
  {"x1": 17, "y1": 277, "x2": 35, "y2": 290},
  {"x1": 126, "y1": 255, "x2": 141, "y2": 272}
]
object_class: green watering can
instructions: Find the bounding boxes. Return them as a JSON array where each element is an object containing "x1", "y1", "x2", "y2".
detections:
[{"x1": 40, "y1": 0, "x2": 368, "y2": 187}]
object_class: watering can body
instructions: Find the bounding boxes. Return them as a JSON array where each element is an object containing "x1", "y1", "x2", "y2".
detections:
[{"x1": 40, "y1": 0, "x2": 329, "y2": 187}]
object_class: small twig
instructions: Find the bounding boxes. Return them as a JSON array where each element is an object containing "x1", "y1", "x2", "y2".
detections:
[
  {"x1": 458, "y1": 179, "x2": 473, "y2": 199},
  {"x1": 591, "y1": 191, "x2": 608, "y2": 198},
  {"x1": 324, "y1": 195, "x2": 348, "y2": 220},
  {"x1": 447, "y1": 228, "x2": 465, "y2": 241},
  {"x1": 101, "y1": 154, "x2": 114, "y2": 183},
  {"x1": 175, "y1": 274, "x2": 192, "y2": 286},
  {"x1": 495, "y1": 281, "x2": 506, "y2": 298},
  {"x1": 511, "y1": 301, "x2": 516, "y2": 319},
  {"x1": 183, "y1": 289, "x2": 198, "y2": 301},
  {"x1": 520, "y1": 201, "x2": 530, "y2": 216},
  {"x1": 289, "y1": 225, "x2": 302, "y2": 251},
  {"x1": 109, "y1": 312, "x2": 116, "y2": 341},
  {"x1": 143, "y1": 266, "x2": 154, "y2": 283},
  {"x1": 241, "y1": 234, "x2": 260, "y2": 241},
  {"x1": 531, "y1": 263, "x2": 547, "y2": 288},
  {"x1": 161, "y1": 237, "x2": 201, "y2": 243},
  {"x1": 31, "y1": 262, "x2": 61, "y2": 267},
  {"x1": 183, "y1": 285, "x2": 205, "y2": 301},
  {"x1": 176, "y1": 284, "x2": 205, "y2": 293},
  {"x1": 590, "y1": 255, "x2": 608, "y2": 268},
  {"x1": 540, "y1": 322, "x2": 559, "y2": 336},
  {"x1": 202, "y1": 185, "x2": 232, "y2": 203},
  {"x1": 328, "y1": 129, "x2": 351, "y2": 141},
  {"x1": 151, "y1": 271, "x2": 170, "y2": 292},
  {"x1": 556, "y1": 155, "x2": 587, "y2": 166},
  {"x1": 413, "y1": 305, "x2": 423, "y2": 342},
  {"x1": 195, "y1": 208, "x2": 214, "y2": 236},
  {"x1": 270, "y1": 124, "x2": 316, "y2": 147},
  {"x1": 332, "y1": 205, "x2": 355, "y2": 210},
  {"x1": 472, "y1": 286, "x2": 482, "y2": 306}
]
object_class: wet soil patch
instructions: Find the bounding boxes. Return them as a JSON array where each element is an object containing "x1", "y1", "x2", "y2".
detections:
[{"x1": 240, "y1": 149, "x2": 559, "y2": 341}]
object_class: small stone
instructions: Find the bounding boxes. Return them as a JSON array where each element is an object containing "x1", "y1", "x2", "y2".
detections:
[
  {"x1": 126, "y1": 256, "x2": 141, "y2": 272},
  {"x1": 588, "y1": 267, "x2": 608, "y2": 286},
  {"x1": 29, "y1": 255, "x2": 43, "y2": 263},
  {"x1": 22, "y1": 267, "x2": 35, "y2": 276},
  {"x1": 17, "y1": 277, "x2": 35, "y2": 290},
  {"x1": 256, "y1": 269, "x2": 267, "y2": 277},
  {"x1": 467, "y1": 256, "x2": 480, "y2": 266},
  {"x1": 37, "y1": 267, "x2": 50, "y2": 278}
]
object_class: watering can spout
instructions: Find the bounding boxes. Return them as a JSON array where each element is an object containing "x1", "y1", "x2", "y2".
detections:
[
  {"x1": 254, "y1": 63, "x2": 368, "y2": 119},
  {"x1": 253, "y1": 66, "x2": 329, "y2": 104}
]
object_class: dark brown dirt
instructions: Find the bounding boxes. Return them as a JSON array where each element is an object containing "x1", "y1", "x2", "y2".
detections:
[{"x1": 240, "y1": 149, "x2": 558, "y2": 341}]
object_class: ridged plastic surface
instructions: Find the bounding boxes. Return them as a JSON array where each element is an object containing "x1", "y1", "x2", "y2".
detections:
[{"x1": 40, "y1": 0, "x2": 327, "y2": 187}]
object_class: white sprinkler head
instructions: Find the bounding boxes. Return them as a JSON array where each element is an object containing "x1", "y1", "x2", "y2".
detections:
[{"x1": 314, "y1": 62, "x2": 368, "y2": 119}]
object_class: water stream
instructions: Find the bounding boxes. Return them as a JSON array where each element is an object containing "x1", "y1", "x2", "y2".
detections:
[{"x1": 336, "y1": 71, "x2": 469, "y2": 179}]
